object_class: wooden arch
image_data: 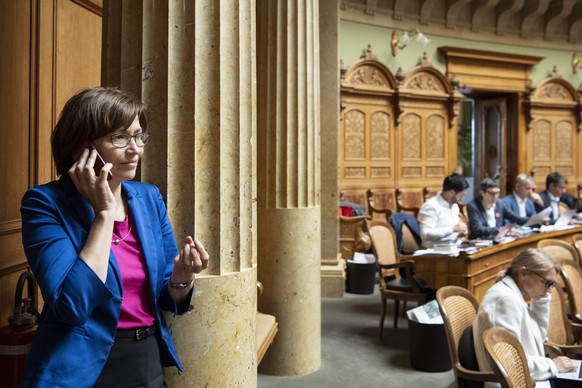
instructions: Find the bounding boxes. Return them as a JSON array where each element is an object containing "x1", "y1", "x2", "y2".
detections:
[
  {"x1": 341, "y1": 51, "x2": 397, "y2": 94},
  {"x1": 524, "y1": 68, "x2": 582, "y2": 188}
]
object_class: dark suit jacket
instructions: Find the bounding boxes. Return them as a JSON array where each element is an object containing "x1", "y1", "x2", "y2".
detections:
[
  {"x1": 534, "y1": 190, "x2": 577, "y2": 223},
  {"x1": 20, "y1": 176, "x2": 192, "y2": 387},
  {"x1": 501, "y1": 194, "x2": 536, "y2": 223},
  {"x1": 467, "y1": 198, "x2": 528, "y2": 240}
]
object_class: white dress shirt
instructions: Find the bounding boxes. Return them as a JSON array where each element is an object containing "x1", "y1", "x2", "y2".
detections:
[
  {"x1": 549, "y1": 193, "x2": 561, "y2": 220},
  {"x1": 513, "y1": 192, "x2": 527, "y2": 217},
  {"x1": 418, "y1": 192, "x2": 460, "y2": 248},
  {"x1": 486, "y1": 206, "x2": 496, "y2": 228}
]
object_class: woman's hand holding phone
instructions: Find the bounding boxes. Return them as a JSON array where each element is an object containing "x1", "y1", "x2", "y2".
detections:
[{"x1": 69, "y1": 143, "x2": 116, "y2": 214}]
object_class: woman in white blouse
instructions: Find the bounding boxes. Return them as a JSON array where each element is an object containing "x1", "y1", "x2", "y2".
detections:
[{"x1": 473, "y1": 248, "x2": 574, "y2": 388}]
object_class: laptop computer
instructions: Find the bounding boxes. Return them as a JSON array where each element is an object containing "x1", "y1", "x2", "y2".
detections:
[
  {"x1": 494, "y1": 223, "x2": 514, "y2": 244},
  {"x1": 556, "y1": 358, "x2": 582, "y2": 384},
  {"x1": 554, "y1": 209, "x2": 577, "y2": 228},
  {"x1": 540, "y1": 209, "x2": 577, "y2": 232}
]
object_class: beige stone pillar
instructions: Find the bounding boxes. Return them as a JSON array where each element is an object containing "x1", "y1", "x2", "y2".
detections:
[
  {"x1": 318, "y1": 1, "x2": 343, "y2": 298},
  {"x1": 103, "y1": 0, "x2": 258, "y2": 386},
  {"x1": 256, "y1": 0, "x2": 322, "y2": 376}
]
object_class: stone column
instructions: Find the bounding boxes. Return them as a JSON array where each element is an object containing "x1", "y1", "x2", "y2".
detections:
[
  {"x1": 103, "y1": 0, "x2": 258, "y2": 386},
  {"x1": 256, "y1": 0, "x2": 322, "y2": 375},
  {"x1": 318, "y1": 1, "x2": 343, "y2": 298}
]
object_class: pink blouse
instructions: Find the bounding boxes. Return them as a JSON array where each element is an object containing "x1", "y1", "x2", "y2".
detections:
[{"x1": 111, "y1": 214, "x2": 155, "y2": 329}]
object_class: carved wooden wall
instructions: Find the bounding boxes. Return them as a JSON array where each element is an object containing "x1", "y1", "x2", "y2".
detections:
[
  {"x1": 525, "y1": 71, "x2": 582, "y2": 192},
  {"x1": 339, "y1": 54, "x2": 397, "y2": 210},
  {"x1": 339, "y1": 51, "x2": 462, "y2": 212}
]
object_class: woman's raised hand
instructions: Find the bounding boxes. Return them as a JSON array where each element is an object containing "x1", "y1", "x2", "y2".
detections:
[
  {"x1": 68, "y1": 148, "x2": 115, "y2": 214},
  {"x1": 172, "y1": 236, "x2": 209, "y2": 284}
]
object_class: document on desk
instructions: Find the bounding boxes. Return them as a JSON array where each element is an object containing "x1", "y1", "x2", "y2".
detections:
[
  {"x1": 524, "y1": 207, "x2": 552, "y2": 227},
  {"x1": 556, "y1": 359, "x2": 582, "y2": 382},
  {"x1": 540, "y1": 209, "x2": 578, "y2": 232}
]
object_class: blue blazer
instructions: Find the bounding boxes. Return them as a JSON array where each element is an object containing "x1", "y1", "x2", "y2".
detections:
[
  {"x1": 467, "y1": 198, "x2": 528, "y2": 240},
  {"x1": 20, "y1": 176, "x2": 192, "y2": 388},
  {"x1": 501, "y1": 194, "x2": 536, "y2": 224}
]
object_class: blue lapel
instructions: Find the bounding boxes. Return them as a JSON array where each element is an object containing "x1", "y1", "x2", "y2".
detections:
[{"x1": 506, "y1": 195, "x2": 518, "y2": 214}]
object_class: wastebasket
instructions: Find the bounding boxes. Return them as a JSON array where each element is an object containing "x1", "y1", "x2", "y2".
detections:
[
  {"x1": 408, "y1": 318, "x2": 452, "y2": 372},
  {"x1": 345, "y1": 259, "x2": 376, "y2": 294}
]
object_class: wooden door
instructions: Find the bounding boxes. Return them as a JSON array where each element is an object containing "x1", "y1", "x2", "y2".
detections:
[{"x1": 477, "y1": 97, "x2": 507, "y2": 192}]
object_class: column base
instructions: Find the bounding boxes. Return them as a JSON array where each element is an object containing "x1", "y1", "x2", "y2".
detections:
[{"x1": 321, "y1": 257, "x2": 345, "y2": 298}]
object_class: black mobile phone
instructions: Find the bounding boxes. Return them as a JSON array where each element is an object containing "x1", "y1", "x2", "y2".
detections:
[{"x1": 72, "y1": 141, "x2": 113, "y2": 180}]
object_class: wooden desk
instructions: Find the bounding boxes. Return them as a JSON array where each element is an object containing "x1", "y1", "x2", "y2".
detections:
[{"x1": 410, "y1": 227, "x2": 582, "y2": 301}]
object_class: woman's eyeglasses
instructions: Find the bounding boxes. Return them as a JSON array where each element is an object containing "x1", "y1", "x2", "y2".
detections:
[
  {"x1": 528, "y1": 270, "x2": 556, "y2": 289},
  {"x1": 111, "y1": 132, "x2": 151, "y2": 148}
]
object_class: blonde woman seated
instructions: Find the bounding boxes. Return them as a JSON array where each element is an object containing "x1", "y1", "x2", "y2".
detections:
[{"x1": 472, "y1": 248, "x2": 575, "y2": 388}]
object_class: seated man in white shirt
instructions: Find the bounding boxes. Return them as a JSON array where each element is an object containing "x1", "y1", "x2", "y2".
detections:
[
  {"x1": 419, "y1": 173, "x2": 469, "y2": 248},
  {"x1": 501, "y1": 173, "x2": 544, "y2": 224}
]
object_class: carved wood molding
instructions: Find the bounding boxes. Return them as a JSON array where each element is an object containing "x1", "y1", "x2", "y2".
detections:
[
  {"x1": 341, "y1": 54, "x2": 397, "y2": 94},
  {"x1": 396, "y1": 56, "x2": 464, "y2": 129},
  {"x1": 524, "y1": 68, "x2": 582, "y2": 131}
]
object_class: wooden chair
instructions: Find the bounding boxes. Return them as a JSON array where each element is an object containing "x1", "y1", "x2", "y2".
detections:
[
  {"x1": 400, "y1": 221, "x2": 422, "y2": 254},
  {"x1": 436, "y1": 286, "x2": 497, "y2": 388},
  {"x1": 538, "y1": 239, "x2": 580, "y2": 265},
  {"x1": 256, "y1": 282, "x2": 278, "y2": 364},
  {"x1": 558, "y1": 201, "x2": 571, "y2": 216},
  {"x1": 556, "y1": 258, "x2": 582, "y2": 324},
  {"x1": 366, "y1": 189, "x2": 393, "y2": 222},
  {"x1": 571, "y1": 233, "x2": 582, "y2": 267},
  {"x1": 367, "y1": 220, "x2": 431, "y2": 336},
  {"x1": 394, "y1": 188, "x2": 420, "y2": 218},
  {"x1": 482, "y1": 328, "x2": 535, "y2": 388},
  {"x1": 339, "y1": 215, "x2": 371, "y2": 260},
  {"x1": 545, "y1": 283, "x2": 582, "y2": 359},
  {"x1": 422, "y1": 187, "x2": 435, "y2": 202}
]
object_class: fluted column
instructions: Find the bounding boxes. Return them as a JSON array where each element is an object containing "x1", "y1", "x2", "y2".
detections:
[
  {"x1": 318, "y1": 0, "x2": 342, "y2": 298},
  {"x1": 103, "y1": 0, "x2": 258, "y2": 386},
  {"x1": 256, "y1": 0, "x2": 322, "y2": 375}
]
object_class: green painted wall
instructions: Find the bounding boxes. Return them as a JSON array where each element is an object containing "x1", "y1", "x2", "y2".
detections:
[{"x1": 340, "y1": 20, "x2": 582, "y2": 88}]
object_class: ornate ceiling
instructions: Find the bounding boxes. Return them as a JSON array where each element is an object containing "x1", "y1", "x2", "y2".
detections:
[{"x1": 341, "y1": 0, "x2": 582, "y2": 50}]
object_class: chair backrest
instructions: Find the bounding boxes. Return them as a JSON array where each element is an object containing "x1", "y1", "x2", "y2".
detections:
[
  {"x1": 368, "y1": 220, "x2": 397, "y2": 266},
  {"x1": 366, "y1": 189, "x2": 393, "y2": 222},
  {"x1": 558, "y1": 202, "x2": 571, "y2": 216},
  {"x1": 556, "y1": 258, "x2": 582, "y2": 323},
  {"x1": 401, "y1": 222, "x2": 421, "y2": 254},
  {"x1": 394, "y1": 188, "x2": 421, "y2": 218},
  {"x1": 368, "y1": 220, "x2": 398, "y2": 278},
  {"x1": 436, "y1": 286, "x2": 480, "y2": 368},
  {"x1": 537, "y1": 239, "x2": 579, "y2": 265},
  {"x1": 482, "y1": 328, "x2": 535, "y2": 388},
  {"x1": 339, "y1": 215, "x2": 371, "y2": 259},
  {"x1": 571, "y1": 233, "x2": 582, "y2": 267},
  {"x1": 547, "y1": 284, "x2": 574, "y2": 346},
  {"x1": 437, "y1": 287, "x2": 498, "y2": 388}
]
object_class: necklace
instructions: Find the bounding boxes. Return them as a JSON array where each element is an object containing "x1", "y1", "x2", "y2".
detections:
[{"x1": 112, "y1": 217, "x2": 132, "y2": 245}]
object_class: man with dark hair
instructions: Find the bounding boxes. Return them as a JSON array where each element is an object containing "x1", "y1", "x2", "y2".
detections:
[
  {"x1": 534, "y1": 172, "x2": 573, "y2": 223},
  {"x1": 467, "y1": 178, "x2": 528, "y2": 240},
  {"x1": 419, "y1": 173, "x2": 469, "y2": 248}
]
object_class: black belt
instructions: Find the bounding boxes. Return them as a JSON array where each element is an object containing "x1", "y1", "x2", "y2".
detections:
[{"x1": 115, "y1": 326, "x2": 157, "y2": 341}]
